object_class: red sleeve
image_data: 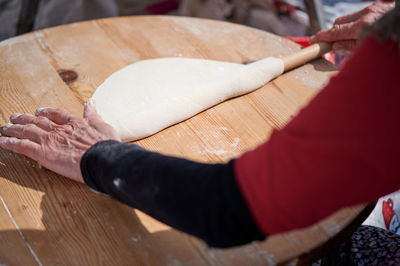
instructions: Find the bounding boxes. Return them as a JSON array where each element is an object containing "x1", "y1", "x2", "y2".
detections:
[{"x1": 234, "y1": 36, "x2": 400, "y2": 235}]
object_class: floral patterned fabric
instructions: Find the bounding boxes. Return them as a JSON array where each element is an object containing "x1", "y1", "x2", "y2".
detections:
[{"x1": 322, "y1": 225, "x2": 400, "y2": 265}]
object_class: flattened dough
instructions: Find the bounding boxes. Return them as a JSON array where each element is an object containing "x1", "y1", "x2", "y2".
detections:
[{"x1": 93, "y1": 57, "x2": 284, "y2": 141}]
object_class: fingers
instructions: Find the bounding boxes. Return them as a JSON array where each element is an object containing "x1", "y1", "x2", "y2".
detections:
[
  {"x1": 1, "y1": 123, "x2": 47, "y2": 144},
  {"x1": 0, "y1": 136, "x2": 42, "y2": 161},
  {"x1": 332, "y1": 3, "x2": 391, "y2": 27},
  {"x1": 83, "y1": 98, "x2": 102, "y2": 121},
  {"x1": 332, "y1": 40, "x2": 358, "y2": 53},
  {"x1": 35, "y1": 107, "x2": 74, "y2": 125},
  {"x1": 310, "y1": 21, "x2": 359, "y2": 43},
  {"x1": 10, "y1": 113, "x2": 56, "y2": 131},
  {"x1": 311, "y1": 3, "x2": 393, "y2": 45},
  {"x1": 333, "y1": 8, "x2": 366, "y2": 25}
]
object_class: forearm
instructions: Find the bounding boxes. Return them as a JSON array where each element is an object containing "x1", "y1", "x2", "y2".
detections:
[
  {"x1": 235, "y1": 34, "x2": 400, "y2": 235},
  {"x1": 80, "y1": 140, "x2": 265, "y2": 247}
]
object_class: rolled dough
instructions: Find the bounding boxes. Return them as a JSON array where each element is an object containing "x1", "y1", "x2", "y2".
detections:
[{"x1": 92, "y1": 57, "x2": 284, "y2": 141}]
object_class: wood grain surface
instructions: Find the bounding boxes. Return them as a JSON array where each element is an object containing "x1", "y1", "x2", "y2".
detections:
[{"x1": 0, "y1": 16, "x2": 366, "y2": 265}]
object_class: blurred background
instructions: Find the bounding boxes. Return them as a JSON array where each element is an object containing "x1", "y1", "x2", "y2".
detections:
[{"x1": 0, "y1": 0, "x2": 388, "y2": 42}]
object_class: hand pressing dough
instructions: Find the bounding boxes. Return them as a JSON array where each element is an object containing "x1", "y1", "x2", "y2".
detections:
[{"x1": 92, "y1": 57, "x2": 284, "y2": 142}]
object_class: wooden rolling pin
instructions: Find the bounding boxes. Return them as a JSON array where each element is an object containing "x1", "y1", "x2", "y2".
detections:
[{"x1": 282, "y1": 42, "x2": 332, "y2": 72}]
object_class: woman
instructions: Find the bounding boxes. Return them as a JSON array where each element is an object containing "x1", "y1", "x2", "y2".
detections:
[{"x1": 0, "y1": 3, "x2": 399, "y2": 261}]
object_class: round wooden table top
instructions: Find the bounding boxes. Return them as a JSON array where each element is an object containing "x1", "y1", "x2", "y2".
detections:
[{"x1": 0, "y1": 16, "x2": 368, "y2": 265}]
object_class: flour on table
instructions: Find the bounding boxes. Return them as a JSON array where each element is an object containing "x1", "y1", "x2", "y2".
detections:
[{"x1": 92, "y1": 57, "x2": 283, "y2": 141}]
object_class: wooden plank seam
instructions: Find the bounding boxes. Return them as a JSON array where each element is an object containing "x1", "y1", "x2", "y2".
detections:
[{"x1": 0, "y1": 196, "x2": 43, "y2": 266}]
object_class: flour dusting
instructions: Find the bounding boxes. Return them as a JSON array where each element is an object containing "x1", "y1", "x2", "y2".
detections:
[
  {"x1": 201, "y1": 149, "x2": 227, "y2": 156},
  {"x1": 230, "y1": 137, "x2": 240, "y2": 148}
]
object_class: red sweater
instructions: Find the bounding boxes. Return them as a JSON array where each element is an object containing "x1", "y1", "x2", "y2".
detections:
[{"x1": 234, "y1": 36, "x2": 400, "y2": 235}]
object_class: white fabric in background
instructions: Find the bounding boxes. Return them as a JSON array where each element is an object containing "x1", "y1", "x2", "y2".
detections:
[{"x1": 363, "y1": 190, "x2": 400, "y2": 235}]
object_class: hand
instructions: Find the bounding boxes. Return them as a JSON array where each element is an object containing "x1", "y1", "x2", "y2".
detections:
[
  {"x1": 310, "y1": 3, "x2": 393, "y2": 53},
  {"x1": 0, "y1": 99, "x2": 120, "y2": 183}
]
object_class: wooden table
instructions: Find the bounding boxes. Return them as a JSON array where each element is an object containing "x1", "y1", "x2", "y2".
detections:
[{"x1": 0, "y1": 16, "x2": 368, "y2": 265}]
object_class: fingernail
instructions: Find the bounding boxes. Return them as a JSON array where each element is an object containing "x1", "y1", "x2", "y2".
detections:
[
  {"x1": 85, "y1": 98, "x2": 94, "y2": 108},
  {"x1": 2, "y1": 123, "x2": 12, "y2": 132},
  {"x1": 10, "y1": 113, "x2": 22, "y2": 121},
  {"x1": 84, "y1": 99, "x2": 96, "y2": 118},
  {"x1": 35, "y1": 107, "x2": 46, "y2": 116}
]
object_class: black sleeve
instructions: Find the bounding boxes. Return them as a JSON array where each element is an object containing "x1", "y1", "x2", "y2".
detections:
[{"x1": 80, "y1": 140, "x2": 265, "y2": 247}]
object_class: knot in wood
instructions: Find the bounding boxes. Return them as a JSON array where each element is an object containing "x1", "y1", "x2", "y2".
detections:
[{"x1": 58, "y1": 70, "x2": 78, "y2": 84}]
